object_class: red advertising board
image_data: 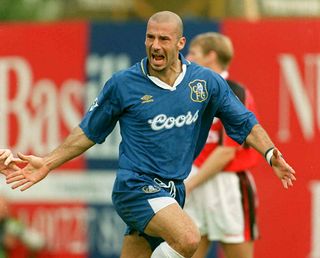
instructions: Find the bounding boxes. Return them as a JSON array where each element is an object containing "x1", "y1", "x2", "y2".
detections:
[
  {"x1": 223, "y1": 20, "x2": 320, "y2": 258},
  {"x1": 0, "y1": 22, "x2": 88, "y2": 170},
  {"x1": 9, "y1": 202, "x2": 88, "y2": 258},
  {"x1": 0, "y1": 22, "x2": 88, "y2": 258}
]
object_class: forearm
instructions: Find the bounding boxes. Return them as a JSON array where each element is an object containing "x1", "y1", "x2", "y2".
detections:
[
  {"x1": 43, "y1": 126, "x2": 95, "y2": 171},
  {"x1": 245, "y1": 124, "x2": 275, "y2": 156},
  {"x1": 188, "y1": 146, "x2": 236, "y2": 191}
]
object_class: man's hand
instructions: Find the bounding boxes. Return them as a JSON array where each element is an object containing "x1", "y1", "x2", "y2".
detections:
[
  {"x1": 6, "y1": 153, "x2": 50, "y2": 191},
  {"x1": 271, "y1": 148, "x2": 296, "y2": 189}
]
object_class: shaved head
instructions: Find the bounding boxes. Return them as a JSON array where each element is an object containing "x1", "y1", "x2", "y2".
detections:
[
  {"x1": 148, "y1": 11, "x2": 183, "y2": 38},
  {"x1": 145, "y1": 11, "x2": 186, "y2": 79}
]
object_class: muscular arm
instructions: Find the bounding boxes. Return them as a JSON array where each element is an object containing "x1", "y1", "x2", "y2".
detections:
[
  {"x1": 185, "y1": 146, "x2": 236, "y2": 194},
  {"x1": 43, "y1": 126, "x2": 95, "y2": 171},
  {"x1": 6, "y1": 126, "x2": 95, "y2": 191},
  {"x1": 245, "y1": 124, "x2": 274, "y2": 155}
]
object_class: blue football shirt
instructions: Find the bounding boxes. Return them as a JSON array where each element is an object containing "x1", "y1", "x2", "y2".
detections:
[{"x1": 79, "y1": 54, "x2": 258, "y2": 180}]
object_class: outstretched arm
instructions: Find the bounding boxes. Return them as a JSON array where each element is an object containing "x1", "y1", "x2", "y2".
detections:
[
  {"x1": 6, "y1": 126, "x2": 95, "y2": 191},
  {"x1": 245, "y1": 124, "x2": 296, "y2": 188}
]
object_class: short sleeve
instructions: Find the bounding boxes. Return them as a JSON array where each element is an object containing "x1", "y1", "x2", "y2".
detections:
[
  {"x1": 223, "y1": 130, "x2": 240, "y2": 147},
  {"x1": 214, "y1": 76, "x2": 258, "y2": 144},
  {"x1": 79, "y1": 76, "x2": 123, "y2": 144}
]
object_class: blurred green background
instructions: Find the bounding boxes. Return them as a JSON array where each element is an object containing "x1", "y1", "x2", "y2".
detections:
[{"x1": 1, "y1": 0, "x2": 320, "y2": 22}]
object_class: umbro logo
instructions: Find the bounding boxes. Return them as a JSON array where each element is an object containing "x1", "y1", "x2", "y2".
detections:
[{"x1": 141, "y1": 95, "x2": 154, "y2": 103}]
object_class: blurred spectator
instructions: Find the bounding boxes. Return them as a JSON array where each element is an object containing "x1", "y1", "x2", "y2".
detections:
[{"x1": 0, "y1": 196, "x2": 44, "y2": 258}]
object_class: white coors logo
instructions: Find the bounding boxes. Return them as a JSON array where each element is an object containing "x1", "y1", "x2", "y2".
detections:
[{"x1": 148, "y1": 110, "x2": 199, "y2": 130}]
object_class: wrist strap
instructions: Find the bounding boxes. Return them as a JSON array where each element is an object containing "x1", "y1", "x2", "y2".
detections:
[{"x1": 264, "y1": 147, "x2": 275, "y2": 166}]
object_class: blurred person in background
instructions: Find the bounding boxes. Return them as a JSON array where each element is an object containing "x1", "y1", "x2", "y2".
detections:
[
  {"x1": 0, "y1": 195, "x2": 44, "y2": 258},
  {"x1": 0, "y1": 11, "x2": 295, "y2": 258},
  {"x1": 185, "y1": 32, "x2": 260, "y2": 258},
  {"x1": 0, "y1": 195, "x2": 20, "y2": 258},
  {"x1": 0, "y1": 150, "x2": 44, "y2": 258}
]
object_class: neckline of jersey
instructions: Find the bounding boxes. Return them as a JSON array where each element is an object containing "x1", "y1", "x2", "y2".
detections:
[{"x1": 140, "y1": 53, "x2": 191, "y2": 91}]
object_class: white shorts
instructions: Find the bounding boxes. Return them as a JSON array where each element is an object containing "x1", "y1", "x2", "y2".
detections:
[{"x1": 184, "y1": 167, "x2": 259, "y2": 243}]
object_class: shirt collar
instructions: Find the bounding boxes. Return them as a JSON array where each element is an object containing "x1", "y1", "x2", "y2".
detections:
[{"x1": 140, "y1": 53, "x2": 190, "y2": 91}]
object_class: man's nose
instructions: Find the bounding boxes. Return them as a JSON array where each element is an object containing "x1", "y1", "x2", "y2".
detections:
[{"x1": 152, "y1": 38, "x2": 161, "y2": 50}]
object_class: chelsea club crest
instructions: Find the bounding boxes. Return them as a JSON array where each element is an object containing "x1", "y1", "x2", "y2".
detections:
[
  {"x1": 142, "y1": 185, "x2": 161, "y2": 194},
  {"x1": 188, "y1": 79, "x2": 208, "y2": 102}
]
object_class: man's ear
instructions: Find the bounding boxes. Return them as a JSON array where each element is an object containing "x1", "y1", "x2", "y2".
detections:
[{"x1": 177, "y1": 36, "x2": 186, "y2": 51}]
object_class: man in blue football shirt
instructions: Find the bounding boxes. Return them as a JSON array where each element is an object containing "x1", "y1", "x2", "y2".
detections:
[{"x1": 1, "y1": 11, "x2": 295, "y2": 258}]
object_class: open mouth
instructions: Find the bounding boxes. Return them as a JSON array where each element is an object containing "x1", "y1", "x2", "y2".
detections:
[{"x1": 152, "y1": 54, "x2": 165, "y2": 63}]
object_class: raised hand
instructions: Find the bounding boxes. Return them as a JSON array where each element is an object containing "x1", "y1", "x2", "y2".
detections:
[
  {"x1": 271, "y1": 148, "x2": 296, "y2": 189},
  {"x1": 6, "y1": 153, "x2": 50, "y2": 191}
]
